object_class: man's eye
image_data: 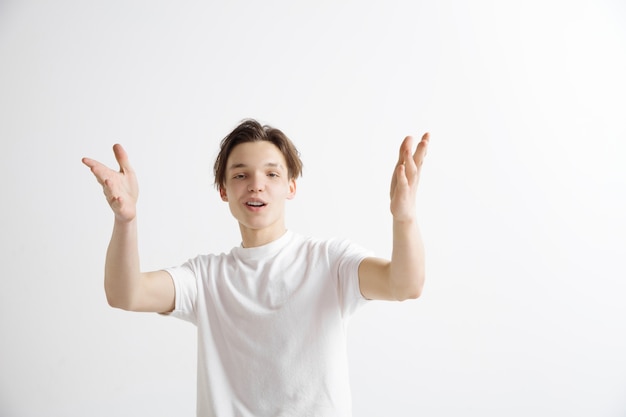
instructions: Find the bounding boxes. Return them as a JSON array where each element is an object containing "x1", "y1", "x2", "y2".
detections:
[
  {"x1": 233, "y1": 174, "x2": 246, "y2": 179},
  {"x1": 268, "y1": 172, "x2": 279, "y2": 178}
]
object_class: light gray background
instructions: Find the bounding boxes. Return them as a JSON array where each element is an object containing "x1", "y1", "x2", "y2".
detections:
[{"x1": 1, "y1": 1, "x2": 625, "y2": 416}]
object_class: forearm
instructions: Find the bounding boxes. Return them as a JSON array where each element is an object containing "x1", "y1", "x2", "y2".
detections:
[
  {"x1": 104, "y1": 218, "x2": 142, "y2": 309},
  {"x1": 389, "y1": 218, "x2": 425, "y2": 300},
  {"x1": 360, "y1": 132, "x2": 428, "y2": 301}
]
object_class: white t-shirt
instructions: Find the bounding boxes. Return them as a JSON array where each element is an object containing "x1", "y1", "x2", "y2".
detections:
[{"x1": 164, "y1": 230, "x2": 372, "y2": 417}]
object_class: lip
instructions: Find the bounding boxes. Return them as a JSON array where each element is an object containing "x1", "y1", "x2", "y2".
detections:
[{"x1": 244, "y1": 199, "x2": 267, "y2": 211}]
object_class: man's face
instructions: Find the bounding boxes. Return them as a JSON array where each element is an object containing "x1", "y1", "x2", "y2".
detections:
[{"x1": 220, "y1": 141, "x2": 296, "y2": 238}]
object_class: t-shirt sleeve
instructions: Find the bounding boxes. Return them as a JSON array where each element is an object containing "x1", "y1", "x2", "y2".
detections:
[
  {"x1": 329, "y1": 238, "x2": 374, "y2": 318},
  {"x1": 162, "y1": 259, "x2": 199, "y2": 325}
]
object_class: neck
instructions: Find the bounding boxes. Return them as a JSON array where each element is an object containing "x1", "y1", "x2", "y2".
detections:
[{"x1": 239, "y1": 224, "x2": 287, "y2": 248}]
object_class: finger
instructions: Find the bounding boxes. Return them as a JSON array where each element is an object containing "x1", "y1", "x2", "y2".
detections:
[
  {"x1": 102, "y1": 179, "x2": 117, "y2": 202},
  {"x1": 390, "y1": 161, "x2": 409, "y2": 196},
  {"x1": 113, "y1": 144, "x2": 133, "y2": 173},
  {"x1": 412, "y1": 132, "x2": 430, "y2": 167},
  {"x1": 403, "y1": 141, "x2": 419, "y2": 182},
  {"x1": 82, "y1": 157, "x2": 113, "y2": 185},
  {"x1": 396, "y1": 163, "x2": 409, "y2": 189},
  {"x1": 81, "y1": 157, "x2": 104, "y2": 170},
  {"x1": 110, "y1": 195, "x2": 123, "y2": 210},
  {"x1": 396, "y1": 136, "x2": 414, "y2": 167}
]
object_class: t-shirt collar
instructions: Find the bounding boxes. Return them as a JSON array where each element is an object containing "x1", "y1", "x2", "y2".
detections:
[{"x1": 232, "y1": 230, "x2": 293, "y2": 262}]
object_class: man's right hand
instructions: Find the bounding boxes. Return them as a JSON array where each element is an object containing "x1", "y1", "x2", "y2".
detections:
[{"x1": 82, "y1": 144, "x2": 138, "y2": 223}]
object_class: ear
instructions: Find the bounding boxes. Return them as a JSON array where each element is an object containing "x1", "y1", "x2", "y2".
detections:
[
  {"x1": 219, "y1": 186, "x2": 228, "y2": 202},
  {"x1": 286, "y1": 179, "x2": 297, "y2": 200}
]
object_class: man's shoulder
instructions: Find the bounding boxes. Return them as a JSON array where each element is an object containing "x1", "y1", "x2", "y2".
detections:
[
  {"x1": 178, "y1": 250, "x2": 235, "y2": 269},
  {"x1": 287, "y1": 231, "x2": 367, "y2": 258}
]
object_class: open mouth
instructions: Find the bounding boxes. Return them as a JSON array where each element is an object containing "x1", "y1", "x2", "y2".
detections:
[{"x1": 246, "y1": 201, "x2": 266, "y2": 207}]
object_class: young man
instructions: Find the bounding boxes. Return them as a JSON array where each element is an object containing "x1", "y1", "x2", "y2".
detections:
[{"x1": 82, "y1": 119, "x2": 429, "y2": 417}]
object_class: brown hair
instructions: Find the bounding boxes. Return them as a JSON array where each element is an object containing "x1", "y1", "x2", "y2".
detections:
[{"x1": 213, "y1": 119, "x2": 303, "y2": 190}]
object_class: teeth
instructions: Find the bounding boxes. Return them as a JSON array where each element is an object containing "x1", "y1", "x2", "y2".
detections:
[{"x1": 247, "y1": 202, "x2": 264, "y2": 207}]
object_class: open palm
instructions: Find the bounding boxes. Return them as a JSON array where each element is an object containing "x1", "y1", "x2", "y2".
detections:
[
  {"x1": 82, "y1": 144, "x2": 139, "y2": 222},
  {"x1": 389, "y1": 133, "x2": 429, "y2": 222}
]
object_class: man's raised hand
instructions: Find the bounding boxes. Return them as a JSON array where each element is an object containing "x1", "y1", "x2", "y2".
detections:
[
  {"x1": 389, "y1": 133, "x2": 429, "y2": 222},
  {"x1": 82, "y1": 144, "x2": 139, "y2": 223}
]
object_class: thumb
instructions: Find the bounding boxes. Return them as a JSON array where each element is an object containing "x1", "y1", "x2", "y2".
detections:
[{"x1": 113, "y1": 144, "x2": 133, "y2": 173}]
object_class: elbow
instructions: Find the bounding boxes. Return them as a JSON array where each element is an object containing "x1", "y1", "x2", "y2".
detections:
[
  {"x1": 106, "y1": 295, "x2": 131, "y2": 311},
  {"x1": 396, "y1": 287, "x2": 422, "y2": 301},
  {"x1": 105, "y1": 290, "x2": 136, "y2": 311},
  {"x1": 394, "y1": 277, "x2": 425, "y2": 301}
]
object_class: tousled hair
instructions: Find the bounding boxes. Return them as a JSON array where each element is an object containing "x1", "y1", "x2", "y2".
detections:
[{"x1": 213, "y1": 119, "x2": 303, "y2": 190}]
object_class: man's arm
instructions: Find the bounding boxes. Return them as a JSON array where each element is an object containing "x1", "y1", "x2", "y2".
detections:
[
  {"x1": 359, "y1": 133, "x2": 429, "y2": 301},
  {"x1": 82, "y1": 144, "x2": 175, "y2": 313}
]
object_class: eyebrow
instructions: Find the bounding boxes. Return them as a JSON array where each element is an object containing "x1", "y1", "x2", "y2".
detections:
[{"x1": 227, "y1": 162, "x2": 284, "y2": 170}]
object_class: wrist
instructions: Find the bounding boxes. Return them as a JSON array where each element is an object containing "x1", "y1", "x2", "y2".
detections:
[
  {"x1": 113, "y1": 215, "x2": 137, "y2": 228},
  {"x1": 392, "y1": 213, "x2": 417, "y2": 225}
]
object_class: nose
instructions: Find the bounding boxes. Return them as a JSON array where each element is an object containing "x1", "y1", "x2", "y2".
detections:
[{"x1": 247, "y1": 174, "x2": 265, "y2": 192}]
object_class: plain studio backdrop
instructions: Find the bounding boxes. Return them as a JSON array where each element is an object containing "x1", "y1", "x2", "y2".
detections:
[{"x1": 1, "y1": 1, "x2": 625, "y2": 416}]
